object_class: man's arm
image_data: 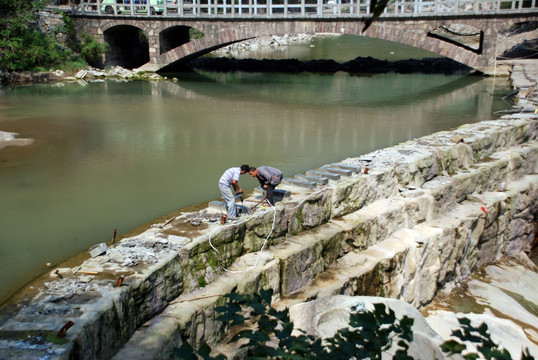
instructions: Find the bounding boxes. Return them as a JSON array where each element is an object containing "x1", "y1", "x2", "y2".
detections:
[{"x1": 231, "y1": 179, "x2": 242, "y2": 193}]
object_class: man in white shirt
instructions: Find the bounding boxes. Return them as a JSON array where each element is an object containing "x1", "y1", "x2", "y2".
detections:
[{"x1": 219, "y1": 164, "x2": 250, "y2": 219}]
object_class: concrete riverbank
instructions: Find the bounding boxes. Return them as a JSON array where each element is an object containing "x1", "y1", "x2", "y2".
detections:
[{"x1": 0, "y1": 60, "x2": 536, "y2": 359}]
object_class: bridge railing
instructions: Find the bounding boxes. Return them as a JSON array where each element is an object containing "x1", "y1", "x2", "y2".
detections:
[{"x1": 76, "y1": 0, "x2": 538, "y2": 17}]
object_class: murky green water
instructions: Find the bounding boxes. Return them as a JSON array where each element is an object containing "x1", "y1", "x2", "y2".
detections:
[
  {"x1": 218, "y1": 34, "x2": 443, "y2": 61},
  {"x1": 0, "y1": 55, "x2": 512, "y2": 304}
]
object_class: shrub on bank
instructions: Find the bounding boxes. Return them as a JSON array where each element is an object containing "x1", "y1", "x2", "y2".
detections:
[{"x1": 0, "y1": 0, "x2": 106, "y2": 73}]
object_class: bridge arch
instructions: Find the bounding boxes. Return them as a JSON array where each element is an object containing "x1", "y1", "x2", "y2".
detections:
[
  {"x1": 104, "y1": 24, "x2": 150, "y2": 68},
  {"x1": 160, "y1": 25, "x2": 193, "y2": 54},
  {"x1": 147, "y1": 19, "x2": 490, "y2": 72}
]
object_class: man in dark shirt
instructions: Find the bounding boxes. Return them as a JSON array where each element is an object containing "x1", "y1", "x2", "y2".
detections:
[{"x1": 249, "y1": 166, "x2": 283, "y2": 206}]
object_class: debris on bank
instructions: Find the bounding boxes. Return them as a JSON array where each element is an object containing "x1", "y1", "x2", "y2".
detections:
[{"x1": 0, "y1": 66, "x2": 171, "y2": 86}]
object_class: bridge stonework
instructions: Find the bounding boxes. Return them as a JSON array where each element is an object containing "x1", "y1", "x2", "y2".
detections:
[{"x1": 73, "y1": 14, "x2": 538, "y2": 73}]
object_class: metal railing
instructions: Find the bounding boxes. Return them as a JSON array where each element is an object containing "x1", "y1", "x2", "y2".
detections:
[{"x1": 75, "y1": 0, "x2": 538, "y2": 17}]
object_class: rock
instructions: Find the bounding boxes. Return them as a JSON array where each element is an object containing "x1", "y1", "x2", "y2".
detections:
[
  {"x1": 89, "y1": 242, "x2": 108, "y2": 257},
  {"x1": 289, "y1": 295, "x2": 446, "y2": 360},
  {"x1": 87, "y1": 70, "x2": 105, "y2": 78},
  {"x1": 75, "y1": 70, "x2": 87, "y2": 79},
  {"x1": 451, "y1": 134, "x2": 464, "y2": 144}
]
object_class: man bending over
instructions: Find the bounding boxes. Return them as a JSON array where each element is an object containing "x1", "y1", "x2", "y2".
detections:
[{"x1": 249, "y1": 166, "x2": 283, "y2": 206}]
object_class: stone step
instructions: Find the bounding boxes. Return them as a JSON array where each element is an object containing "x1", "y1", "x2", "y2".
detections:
[
  {"x1": 114, "y1": 172, "x2": 538, "y2": 360},
  {"x1": 319, "y1": 166, "x2": 352, "y2": 177},
  {"x1": 281, "y1": 177, "x2": 317, "y2": 189},
  {"x1": 329, "y1": 163, "x2": 361, "y2": 173},
  {"x1": 208, "y1": 201, "x2": 250, "y2": 215},
  {"x1": 114, "y1": 132, "x2": 538, "y2": 359},
  {"x1": 306, "y1": 170, "x2": 340, "y2": 181},
  {"x1": 253, "y1": 187, "x2": 292, "y2": 201},
  {"x1": 295, "y1": 173, "x2": 329, "y2": 185},
  {"x1": 272, "y1": 187, "x2": 529, "y2": 310}
]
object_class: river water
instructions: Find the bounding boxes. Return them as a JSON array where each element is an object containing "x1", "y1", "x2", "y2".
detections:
[{"x1": 0, "y1": 36, "x2": 512, "y2": 304}]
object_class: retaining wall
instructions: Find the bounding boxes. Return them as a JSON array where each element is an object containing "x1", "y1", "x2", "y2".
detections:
[{"x1": 0, "y1": 114, "x2": 536, "y2": 359}]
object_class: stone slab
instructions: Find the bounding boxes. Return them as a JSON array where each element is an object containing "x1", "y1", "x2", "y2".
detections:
[
  {"x1": 208, "y1": 200, "x2": 249, "y2": 214},
  {"x1": 329, "y1": 163, "x2": 360, "y2": 173},
  {"x1": 306, "y1": 170, "x2": 341, "y2": 180},
  {"x1": 319, "y1": 166, "x2": 352, "y2": 177},
  {"x1": 281, "y1": 177, "x2": 317, "y2": 189},
  {"x1": 295, "y1": 173, "x2": 329, "y2": 185},
  {"x1": 253, "y1": 187, "x2": 291, "y2": 200}
]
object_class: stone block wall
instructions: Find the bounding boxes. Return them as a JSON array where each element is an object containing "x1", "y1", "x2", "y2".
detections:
[{"x1": 0, "y1": 115, "x2": 536, "y2": 359}]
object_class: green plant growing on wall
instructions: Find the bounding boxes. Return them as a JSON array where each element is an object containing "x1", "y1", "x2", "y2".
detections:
[
  {"x1": 197, "y1": 276, "x2": 207, "y2": 288},
  {"x1": 189, "y1": 28, "x2": 205, "y2": 40},
  {"x1": 57, "y1": 13, "x2": 108, "y2": 68},
  {"x1": 173, "y1": 289, "x2": 535, "y2": 360}
]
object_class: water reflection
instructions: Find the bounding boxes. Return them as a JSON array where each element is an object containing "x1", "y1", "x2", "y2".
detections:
[
  {"x1": 0, "y1": 72, "x2": 510, "y2": 303},
  {"x1": 218, "y1": 34, "x2": 443, "y2": 62}
]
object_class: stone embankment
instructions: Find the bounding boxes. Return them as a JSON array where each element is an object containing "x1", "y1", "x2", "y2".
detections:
[{"x1": 0, "y1": 62, "x2": 537, "y2": 359}]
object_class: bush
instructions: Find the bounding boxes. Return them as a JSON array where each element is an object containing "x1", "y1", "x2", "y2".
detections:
[
  {"x1": 0, "y1": 0, "x2": 107, "y2": 72},
  {"x1": 0, "y1": 6, "x2": 71, "y2": 71},
  {"x1": 80, "y1": 33, "x2": 108, "y2": 67}
]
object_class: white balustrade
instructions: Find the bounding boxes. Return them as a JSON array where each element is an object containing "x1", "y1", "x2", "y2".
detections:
[{"x1": 80, "y1": 0, "x2": 537, "y2": 17}]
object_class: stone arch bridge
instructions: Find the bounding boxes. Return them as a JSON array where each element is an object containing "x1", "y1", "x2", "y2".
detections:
[{"x1": 72, "y1": 0, "x2": 538, "y2": 73}]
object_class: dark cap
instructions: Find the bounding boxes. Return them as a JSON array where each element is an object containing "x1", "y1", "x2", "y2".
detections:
[{"x1": 240, "y1": 164, "x2": 250, "y2": 172}]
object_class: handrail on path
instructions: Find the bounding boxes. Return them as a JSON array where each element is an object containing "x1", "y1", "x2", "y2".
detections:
[{"x1": 72, "y1": 0, "x2": 538, "y2": 18}]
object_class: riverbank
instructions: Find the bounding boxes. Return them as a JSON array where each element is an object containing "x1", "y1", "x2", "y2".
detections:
[
  {"x1": 0, "y1": 66, "x2": 171, "y2": 86},
  {"x1": 0, "y1": 60, "x2": 536, "y2": 359},
  {"x1": 0, "y1": 55, "x2": 471, "y2": 88}
]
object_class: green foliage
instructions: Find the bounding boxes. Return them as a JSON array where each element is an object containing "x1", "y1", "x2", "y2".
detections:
[
  {"x1": 173, "y1": 289, "x2": 415, "y2": 360},
  {"x1": 59, "y1": 12, "x2": 107, "y2": 67},
  {"x1": 56, "y1": 57, "x2": 88, "y2": 73},
  {"x1": 59, "y1": 12, "x2": 81, "y2": 53},
  {"x1": 173, "y1": 290, "x2": 535, "y2": 360},
  {"x1": 0, "y1": 0, "x2": 106, "y2": 71},
  {"x1": 197, "y1": 276, "x2": 207, "y2": 288},
  {"x1": 79, "y1": 33, "x2": 108, "y2": 66},
  {"x1": 0, "y1": 0, "x2": 69, "y2": 71},
  {"x1": 189, "y1": 28, "x2": 204, "y2": 40},
  {"x1": 440, "y1": 317, "x2": 535, "y2": 360}
]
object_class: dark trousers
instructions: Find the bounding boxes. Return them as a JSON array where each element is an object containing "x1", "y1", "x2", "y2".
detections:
[{"x1": 265, "y1": 184, "x2": 276, "y2": 205}]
